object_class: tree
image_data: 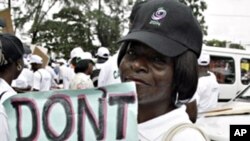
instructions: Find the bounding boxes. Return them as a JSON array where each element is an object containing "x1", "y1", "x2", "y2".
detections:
[
  {"x1": 36, "y1": 0, "x2": 132, "y2": 55},
  {"x1": 205, "y1": 39, "x2": 227, "y2": 47},
  {"x1": 205, "y1": 39, "x2": 245, "y2": 50},
  {"x1": 229, "y1": 43, "x2": 245, "y2": 50},
  {"x1": 95, "y1": 0, "x2": 132, "y2": 53},
  {"x1": 179, "y1": 0, "x2": 208, "y2": 35},
  {"x1": 36, "y1": 7, "x2": 95, "y2": 58},
  {"x1": 12, "y1": 0, "x2": 86, "y2": 44},
  {"x1": 12, "y1": 0, "x2": 208, "y2": 56}
]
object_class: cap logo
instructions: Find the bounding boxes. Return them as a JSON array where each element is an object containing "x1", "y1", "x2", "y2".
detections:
[{"x1": 150, "y1": 7, "x2": 167, "y2": 26}]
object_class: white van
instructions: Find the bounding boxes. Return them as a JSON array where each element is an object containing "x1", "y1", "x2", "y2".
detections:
[{"x1": 202, "y1": 45, "x2": 250, "y2": 101}]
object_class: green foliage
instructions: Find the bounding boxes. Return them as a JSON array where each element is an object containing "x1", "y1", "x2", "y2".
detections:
[
  {"x1": 179, "y1": 0, "x2": 208, "y2": 35},
  {"x1": 36, "y1": 7, "x2": 95, "y2": 58},
  {"x1": 13, "y1": 0, "x2": 87, "y2": 43},
  {"x1": 205, "y1": 39, "x2": 245, "y2": 50},
  {"x1": 95, "y1": 0, "x2": 131, "y2": 53},
  {"x1": 95, "y1": 11, "x2": 121, "y2": 53},
  {"x1": 229, "y1": 43, "x2": 245, "y2": 50},
  {"x1": 205, "y1": 39, "x2": 227, "y2": 47},
  {"x1": 13, "y1": 0, "x2": 208, "y2": 57}
]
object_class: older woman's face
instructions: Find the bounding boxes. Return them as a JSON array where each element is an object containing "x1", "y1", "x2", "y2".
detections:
[{"x1": 119, "y1": 42, "x2": 174, "y2": 105}]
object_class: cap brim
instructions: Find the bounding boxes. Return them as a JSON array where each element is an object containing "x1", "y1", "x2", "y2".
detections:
[
  {"x1": 30, "y1": 61, "x2": 42, "y2": 64},
  {"x1": 118, "y1": 31, "x2": 187, "y2": 57}
]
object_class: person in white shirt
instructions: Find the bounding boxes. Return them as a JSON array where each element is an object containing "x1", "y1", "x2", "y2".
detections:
[
  {"x1": 195, "y1": 52, "x2": 220, "y2": 114},
  {"x1": 95, "y1": 47, "x2": 110, "y2": 69},
  {"x1": 58, "y1": 47, "x2": 84, "y2": 89},
  {"x1": 91, "y1": 47, "x2": 110, "y2": 87},
  {"x1": 69, "y1": 59, "x2": 94, "y2": 90},
  {"x1": 97, "y1": 51, "x2": 121, "y2": 87},
  {"x1": 0, "y1": 33, "x2": 25, "y2": 103},
  {"x1": 57, "y1": 58, "x2": 70, "y2": 89},
  {"x1": 11, "y1": 55, "x2": 33, "y2": 93},
  {"x1": 0, "y1": 33, "x2": 25, "y2": 141},
  {"x1": 118, "y1": 0, "x2": 208, "y2": 140},
  {"x1": 11, "y1": 62, "x2": 34, "y2": 93},
  {"x1": 0, "y1": 104, "x2": 9, "y2": 141},
  {"x1": 30, "y1": 54, "x2": 52, "y2": 91},
  {"x1": 45, "y1": 61, "x2": 59, "y2": 89},
  {"x1": 97, "y1": 0, "x2": 147, "y2": 87}
]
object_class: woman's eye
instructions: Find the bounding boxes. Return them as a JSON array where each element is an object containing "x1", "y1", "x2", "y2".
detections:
[{"x1": 152, "y1": 57, "x2": 166, "y2": 64}]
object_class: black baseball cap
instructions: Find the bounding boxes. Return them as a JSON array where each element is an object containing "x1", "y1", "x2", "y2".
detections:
[{"x1": 118, "y1": 0, "x2": 203, "y2": 57}]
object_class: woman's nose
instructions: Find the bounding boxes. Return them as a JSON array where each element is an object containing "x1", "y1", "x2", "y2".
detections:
[{"x1": 130, "y1": 57, "x2": 148, "y2": 73}]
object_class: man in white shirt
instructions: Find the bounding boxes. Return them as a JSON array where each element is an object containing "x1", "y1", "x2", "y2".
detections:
[
  {"x1": 97, "y1": 52, "x2": 121, "y2": 87},
  {"x1": 195, "y1": 52, "x2": 220, "y2": 114},
  {"x1": 30, "y1": 55, "x2": 52, "y2": 91},
  {"x1": 45, "y1": 63, "x2": 59, "y2": 89},
  {"x1": 91, "y1": 47, "x2": 110, "y2": 87},
  {"x1": 95, "y1": 47, "x2": 110, "y2": 69},
  {"x1": 56, "y1": 58, "x2": 71, "y2": 89}
]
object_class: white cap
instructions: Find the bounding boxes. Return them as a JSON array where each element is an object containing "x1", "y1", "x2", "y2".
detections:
[
  {"x1": 70, "y1": 47, "x2": 84, "y2": 59},
  {"x1": 198, "y1": 52, "x2": 210, "y2": 66},
  {"x1": 81, "y1": 52, "x2": 93, "y2": 60},
  {"x1": 75, "y1": 52, "x2": 95, "y2": 63},
  {"x1": 74, "y1": 52, "x2": 84, "y2": 59},
  {"x1": 57, "y1": 58, "x2": 67, "y2": 64},
  {"x1": 30, "y1": 54, "x2": 43, "y2": 64},
  {"x1": 96, "y1": 47, "x2": 110, "y2": 59}
]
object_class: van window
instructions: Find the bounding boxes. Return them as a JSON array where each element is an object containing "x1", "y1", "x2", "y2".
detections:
[
  {"x1": 241, "y1": 58, "x2": 250, "y2": 85},
  {"x1": 209, "y1": 56, "x2": 235, "y2": 84}
]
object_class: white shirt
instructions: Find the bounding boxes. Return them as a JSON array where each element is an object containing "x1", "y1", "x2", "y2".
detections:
[
  {"x1": 0, "y1": 78, "x2": 17, "y2": 104},
  {"x1": 59, "y1": 65, "x2": 75, "y2": 89},
  {"x1": 95, "y1": 62, "x2": 105, "y2": 70},
  {"x1": 69, "y1": 73, "x2": 94, "y2": 90},
  {"x1": 0, "y1": 78, "x2": 14, "y2": 141},
  {"x1": 195, "y1": 72, "x2": 220, "y2": 113},
  {"x1": 0, "y1": 104, "x2": 9, "y2": 141},
  {"x1": 58, "y1": 64, "x2": 67, "y2": 81},
  {"x1": 33, "y1": 68, "x2": 52, "y2": 91},
  {"x1": 45, "y1": 65, "x2": 58, "y2": 88},
  {"x1": 138, "y1": 106, "x2": 206, "y2": 141},
  {"x1": 98, "y1": 53, "x2": 121, "y2": 87},
  {"x1": 11, "y1": 68, "x2": 34, "y2": 89}
]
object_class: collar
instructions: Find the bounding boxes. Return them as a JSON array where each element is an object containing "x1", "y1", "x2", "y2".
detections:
[
  {"x1": 0, "y1": 78, "x2": 16, "y2": 104},
  {"x1": 138, "y1": 105, "x2": 191, "y2": 141},
  {"x1": 76, "y1": 72, "x2": 89, "y2": 77}
]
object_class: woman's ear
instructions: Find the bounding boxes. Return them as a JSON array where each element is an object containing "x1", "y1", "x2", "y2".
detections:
[
  {"x1": 16, "y1": 59, "x2": 23, "y2": 71},
  {"x1": 87, "y1": 63, "x2": 92, "y2": 75},
  {"x1": 17, "y1": 64, "x2": 22, "y2": 71}
]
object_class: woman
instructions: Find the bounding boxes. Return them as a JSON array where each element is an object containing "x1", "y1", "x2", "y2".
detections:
[
  {"x1": 69, "y1": 58, "x2": 95, "y2": 90},
  {"x1": 117, "y1": 0, "x2": 209, "y2": 140},
  {"x1": 0, "y1": 33, "x2": 24, "y2": 141}
]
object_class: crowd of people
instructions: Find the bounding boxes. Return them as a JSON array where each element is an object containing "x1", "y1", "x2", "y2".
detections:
[
  {"x1": 4, "y1": 46, "x2": 110, "y2": 92},
  {"x1": 0, "y1": 0, "x2": 221, "y2": 140}
]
